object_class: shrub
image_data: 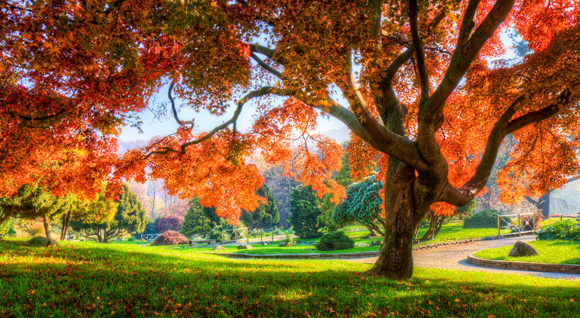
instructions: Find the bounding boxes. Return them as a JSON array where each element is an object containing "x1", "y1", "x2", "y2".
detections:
[
  {"x1": 208, "y1": 220, "x2": 236, "y2": 242},
  {"x1": 315, "y1": 231, "x2": 354, "y2": 251},
  {"x1": 463, "y1": 210, "x2": 505, "y2": 228},
  {"x1": 278, "y1": 235, "x2": 296, "y2": 247},
  {"x1": 154, "y1": 215, "x2": 184, "y2": 233},
  {"x1": 26, "y1": 236, "x2": 58, "y2": 247},
  {"x1": 151, "y1": 231, "x2": 190, "y2": 246},
  {"x1": 537, "y1": 220, "x2": 580, "y2": 241}
]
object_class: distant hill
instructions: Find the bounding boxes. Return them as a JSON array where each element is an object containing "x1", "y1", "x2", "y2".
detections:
[{"x1": 320, "y1": 127, "x2": 350, "y2": 144}]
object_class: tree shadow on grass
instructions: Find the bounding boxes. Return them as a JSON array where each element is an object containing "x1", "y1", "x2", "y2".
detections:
[{"x1": 1, "y1": 240, "x2": 579, "y2": 317}]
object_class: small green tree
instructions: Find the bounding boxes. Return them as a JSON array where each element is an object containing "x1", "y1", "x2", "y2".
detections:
[
  {"x1": 333, "y1": 176, "x2": 384, "y2": 236},
  {"x1": 0, "y1": 184, "x2": 72, "y2": 240},
  {"x1": 71, "y1": 185, "x2": 146, "y2": 243},
  {"x1": 240, "y1": 184, "x2": 280, "y2": 231},
  {"x1": 181, "y1": 198, "x2": 221, "y2": 237},
  {"x1": 290, "y1": 186, "x2": 323, "y2": 238}
]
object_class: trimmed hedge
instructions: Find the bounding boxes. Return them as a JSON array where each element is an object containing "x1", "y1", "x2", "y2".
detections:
[
  {"x1": 463, "y1": 210, "x2": 505, "y2": 229},
  {"x1": 151, "y1": 231, "x2": 190, "y2": 246},
  {"x1": 315, "y1": 231, "x2": 354, "y2": 251}
]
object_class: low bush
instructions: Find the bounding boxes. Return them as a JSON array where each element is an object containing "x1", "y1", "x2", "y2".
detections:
[
  {"x1": 26, "y1": 236, "x2": 58, "y2": 247},
  {"x1": 463, "y1": 210, "x2": 505, "y2": 229},
  {"x1": 151, "y1": 231, "x2": 190, "y2": 246},
  {"x1": 537, "y1": 220, "x2": 580, "y2": 241},
  {"x1": 315, "y1": 231, "x2": 354, "y2": 251},
  {"x1": 278, "y1": 235, "x2": 296, "y2": 247}
]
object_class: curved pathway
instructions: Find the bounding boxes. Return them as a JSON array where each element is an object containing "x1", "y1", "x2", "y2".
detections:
[{"x1": 350, "y1": 235, "x2": 580, "y2": 280}]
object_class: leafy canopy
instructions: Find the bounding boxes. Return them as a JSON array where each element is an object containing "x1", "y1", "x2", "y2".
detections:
[{"x1": 2, "y1": 0, "x2": 580, "y2": 222}]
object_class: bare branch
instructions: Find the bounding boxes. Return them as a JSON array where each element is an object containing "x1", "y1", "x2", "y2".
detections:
[{"x1": 250, "y1": 52, "x2": 284, "y2": 79}]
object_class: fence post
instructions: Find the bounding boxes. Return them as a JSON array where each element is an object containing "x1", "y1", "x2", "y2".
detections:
[
  {"x1": 497, "y1": 214, "x2": 501, "y2": 237},
  {"x1": 518, "y1": 214, "x2": 521, "y2": 235}
]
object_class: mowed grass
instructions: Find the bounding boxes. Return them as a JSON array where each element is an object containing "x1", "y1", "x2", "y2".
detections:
[
  {"x1": 474, "y1": 240, "x2": 580, "y2": 265},
  {"x1": 1, "y1": 239, "x2": 579, "y2": 317}
]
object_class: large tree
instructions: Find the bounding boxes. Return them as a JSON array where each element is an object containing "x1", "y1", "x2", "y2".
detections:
[{"x1": 4, "y1": 1, "x2": 580, "y2": 279}]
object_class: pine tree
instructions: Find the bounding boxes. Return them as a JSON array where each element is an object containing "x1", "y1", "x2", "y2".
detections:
[
  {"x1": 71, "y1": 185, "x2": 146, "y2": 243},
  {"x1": 240, "y1": 184, "x2": 280, "y2": 231},
  {"x1": 181, "y1": 198, "x2": 220, "y2": 238},
  {"x1": 290, "y1": 186, "x2": 323, "y2": 238}
]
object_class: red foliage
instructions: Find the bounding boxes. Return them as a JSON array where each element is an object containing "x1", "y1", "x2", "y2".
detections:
[
  {"x1": 151, "y1": 231, "x2": 190, "y2": 246},
  {"x1": 154, "y1": 215, "x2": 184, "y2": 233}
]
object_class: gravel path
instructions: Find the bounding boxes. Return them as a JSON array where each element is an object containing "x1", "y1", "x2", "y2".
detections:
[{"x1": 350, "y1": 235, "x2": 580, "y2": 280}]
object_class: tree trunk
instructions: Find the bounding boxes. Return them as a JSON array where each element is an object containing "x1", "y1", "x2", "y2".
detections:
[
  {"x1": 368, "y1": 164, "x2": 424, "y2": 280},
  {"x1": 60, "y1": 211, "x2": 72, "y2": 241},
  {"x1": 419, "y1": 211, "x2": 446, "y2": 242},
  {"x1": 42, "y1": 216, "x2": 52, "y2": 241},
  {"x1": 366, "y1": 225, "x2": 378, "y2": 237}
]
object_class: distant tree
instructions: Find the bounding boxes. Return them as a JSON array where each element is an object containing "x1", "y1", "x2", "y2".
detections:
[
  {"x1": 181, "y1": 198, "x2": 220, "y2": 237},
  {"x1": 333, "y1": 176, "x2": 384, "y2": 236},
  {"x1": 71, "y1": 185, "x2": 146, "y2": 243},
  {"x1": 240, "y1": 184, "x2": 280, "y2": 231},
  {"x1": 154, "y1": 215, "x2": 184, "y2": 233},
  {"x1": 290, "y1": 186, "x2": 323, "y2": 238},
  {"x1": 263, "y1": 166, "x2": 299, "y2": 229}
]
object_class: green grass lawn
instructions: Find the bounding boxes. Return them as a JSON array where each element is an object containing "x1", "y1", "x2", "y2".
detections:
[
  {"x1": 0, "y1": 239, "x2": 578, "y2": 317},
  {"x1": 474, "y1": 240, "x2": 580, "y2": 265}
]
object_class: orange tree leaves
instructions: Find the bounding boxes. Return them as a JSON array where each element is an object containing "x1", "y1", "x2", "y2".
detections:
[{"x1": 4, "y1": 0, "x2": 580, "y2": 222}]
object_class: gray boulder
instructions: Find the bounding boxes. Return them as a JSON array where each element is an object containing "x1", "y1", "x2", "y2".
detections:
[
  {"x1": 213, "y1": 245, "x2": 226, "y2": 251},
  {"x1": 237, "y1": 244, "x2": 254, "y2": 250},
  {"x1": 508, "y1": 241, "x2": 539, "y2": 257}
]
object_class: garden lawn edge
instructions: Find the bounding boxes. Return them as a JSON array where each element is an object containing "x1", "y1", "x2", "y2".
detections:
[{"x1": 467, "y1": 255, "x2": 580, "y2": 274}]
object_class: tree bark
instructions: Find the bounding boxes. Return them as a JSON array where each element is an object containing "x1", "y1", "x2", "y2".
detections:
[
  {"x1": 42, "y1": 216, "x2": 52, "y2": 241},
  {"x1": 368, "y1": 164, "x2": 425, "y2": 280}
]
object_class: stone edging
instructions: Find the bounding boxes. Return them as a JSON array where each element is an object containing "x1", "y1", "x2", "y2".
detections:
[
  {"x1": 467, "y1": 255, "x2": 580, "y2": 274},
  {"x1": 209, "y1": 232, "x2": 534, "y2": 260}
]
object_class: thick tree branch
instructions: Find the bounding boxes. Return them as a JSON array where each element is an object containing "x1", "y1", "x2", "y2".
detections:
[
  {"x1": 456, "y1": 0, "x2": 481, "y2": 47},
  {"x1": 417, "y1": 0, "x2": 514, "y2": 165},
  {"x1": 425, "y1": 0, "x2": 515, "y2": 115},
  {"x1": 408, "y1": 0, "x2": 430, "y2": 103}
]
